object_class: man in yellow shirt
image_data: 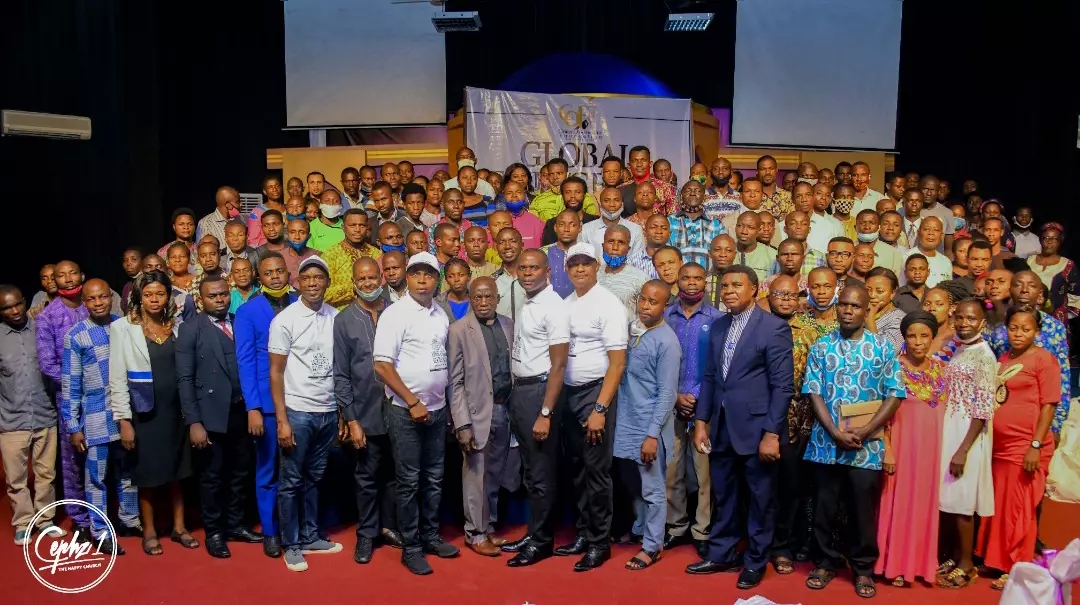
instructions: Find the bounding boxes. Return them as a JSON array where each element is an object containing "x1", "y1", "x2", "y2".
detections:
[
  {"x1": 322, "y1": 209, "x2": 382, "y2": 309},
  {"x1": 528, "y1": 158, "x2": 598, "y2": 221}
]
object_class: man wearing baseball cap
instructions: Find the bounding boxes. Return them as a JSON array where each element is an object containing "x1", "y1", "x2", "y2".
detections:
[
  {"x1": 268, "y1": 255, "x2": 344, "y2": 571},
  {"x1": 373, "y1": 251, "x2": 459, "y2": 574}
]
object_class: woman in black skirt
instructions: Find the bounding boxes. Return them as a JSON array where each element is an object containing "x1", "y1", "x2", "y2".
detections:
[{"x1": 110, "y1": 270, "x2": 197, "y2": 555}]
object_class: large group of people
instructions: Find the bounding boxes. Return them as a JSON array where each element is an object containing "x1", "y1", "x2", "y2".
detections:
[{"x1": 1, "y1": 144, "x2": 1075, "y2": 597}]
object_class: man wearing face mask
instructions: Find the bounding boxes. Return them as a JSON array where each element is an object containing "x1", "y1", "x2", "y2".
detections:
[
  {"x1": 597, "y1": 225, "x2": 650, "y2": 318},
  {"x1": 1010, "y1": 206, "x2": 1040, "y2": 259},
  {"x1": 580, "y1": 187, "x2": 645, "y2": 259},
  {"x1": 283, "y1": 219, "x2": 321, "y2": 288},
  {"x1": 308, "y1": 190, "x2": 347, "y2": 253},
  {"x1": 501, "y1": 180, "x2": 545, "y2": 249},
  {"x1": 703, "y1": 157, "x2": 742, "y2": 223},
  {"x1": 323, "y1": 209, "x2": 382, "y2": 309},
  {"x1": 830, "y1": 184, "x2": 859, "y2": 242},
  {"x1": 444, "y1": 147, "x2": 497, "y2": 199},
  {"x1": 197, "y1": 186, "x2": 242, "y2": 250},
  {"x1": 669, "y1": 180, "x2": 726, "y2": 271},
  {"x1": 796, "y1": 162, "x2": 819, "y2": 186},
  {"x1": 333, "y1": 257, "x2": 403, "y2": 564}
]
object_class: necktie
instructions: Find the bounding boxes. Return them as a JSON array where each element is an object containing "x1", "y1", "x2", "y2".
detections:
[
  {"x1": 722, "y1": 321, "x2": 738, "y2": 380},
  {"x1": 217, "y1": 318, "x2": 233, "y2": 340},
  {"x1": 907, "y1": 221, "x2": 918, "y2": 245}
]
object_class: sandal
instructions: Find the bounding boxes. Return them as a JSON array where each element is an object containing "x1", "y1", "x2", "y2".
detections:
[
  {"x1": 170, "y1": 529, "x2": 200, "y2": 549},
  {"x1": 806, "y1": 567, "x2": 836, "y2": 590},
  {"x1": 854, "y1": 576, "x2": 876, "y2": 599},
  {"x1": 772, "y1": 556, "x2": 795, "y2": 575},
  {"x1": 625, "y1": 549, "x2": 660, "y2": 570},
  {"x1": 936, "y1": 559, "x2": 957, "y2": 576},
  {"x1": 938, "y1": 566, "x2": 978, "y2": 588},
  {"x1": 142, "y1": 536, "x2": 163, "y2": 556},
  {"x1": 990, "y1": 573, "x2": 1009, "y2": 591},
  {"x1": 891, "y1": 576, "x2": 907, "y2": 587}
]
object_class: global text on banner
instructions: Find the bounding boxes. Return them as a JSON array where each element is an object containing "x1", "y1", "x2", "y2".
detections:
[{"x1": 464, "y1": 87, "x2": 694, "y2": 194}]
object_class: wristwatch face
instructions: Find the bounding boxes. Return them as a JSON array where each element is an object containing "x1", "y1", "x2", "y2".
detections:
[
  {"x1": 540, "y1": 407, "x2": 551, "y2": 418},
  {"x1": 1032, "y1": 440, "x2": 1042, "y2": 449},
  {"x1": 594, "y1": 403, "x2": 605, "y2": 414}
]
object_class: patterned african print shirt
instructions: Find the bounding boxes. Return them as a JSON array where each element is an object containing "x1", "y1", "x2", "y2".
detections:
[
  {"x1": 322, "y1": 240, "x2": 382, "y2": 310},
  {"x1": 703, "y1": 186, "x2": 742, "y2": 223},
  {"x1": 61, "y1": 317, "x2": 119, "y2": 445},
  {"x1": 761, "y1": 187, "x2": 793, "y2": 220},
  {"x1": 987, "y1": 311, "x2": 1071, "y2": 433},
  {"x1": 900, "y1": 358, "x2": 947, "y2": 408},
  {"x1": 787, "y1": 314, "x2": 821, "y2": 440},
  {"x1": 803, "y1": 329, "x2": 905, "y2": 470},
  {"x1": 668, "y1": 213, "x2": 726, "y2": 271}
]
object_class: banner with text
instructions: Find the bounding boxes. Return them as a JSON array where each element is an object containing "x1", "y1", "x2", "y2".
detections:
[{"x1": 464, "y1": 88, "x2": 693, "y2": 194}]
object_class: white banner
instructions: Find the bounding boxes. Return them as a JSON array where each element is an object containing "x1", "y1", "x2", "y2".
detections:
[{"x1": 465, "y1": 88, "x2": 693, "y2": 193}]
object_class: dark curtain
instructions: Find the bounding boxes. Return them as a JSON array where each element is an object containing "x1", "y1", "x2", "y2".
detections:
[{"x1": 0, "y1": 1, "x2": 306, "y2": 296}]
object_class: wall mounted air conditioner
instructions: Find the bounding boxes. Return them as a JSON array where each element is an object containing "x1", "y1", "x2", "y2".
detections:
[{"x1": 1, "y1": 110, "x2": 92, "y2": 140}]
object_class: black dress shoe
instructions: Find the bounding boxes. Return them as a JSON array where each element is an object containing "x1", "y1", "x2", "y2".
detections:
[
  {"x1": 500, "y1": 535, "x2": 530, "y2": 553},
  {"x1": 664, "y1": 533, "x2": 691, "y2": 550},
  {"x1": 354, "y1": 537, "x2": 374, "y2": 564},
  {"x1": 573, "y1": 545, "x2": 611, "y2": 572},
  {"x1": 116, "y1": 524, "x2": 143, "y2": 538},
  {"x1": 381, "y1": 529, "x2": 406, "y2": 549},
  {"x1": 685, "y1": 559, "x2": 742, "y2": 575},
  {"x1": 98, "y1": 536, "x2": 125, "y2": 556},
  {"x1": 554, "y1": 535, "x2": 588, "y2": 556},
  {"x1": 73, "y1": 526, "x2": 92, "y2": 543},
  {"x1": 263, "y1": 535, "x2": 282, "y2": 558},
  {"x1": 227, "y1": 527, "x2": 264, "y2": 543},
  {"x1": 507, "y1": 543, "x2": 553, "y2": 567},
  {"x1": 206, "y1": 533, "x2": 231, "y2": 559},
  {"x1": 695, "y1": 540, "x2": 709, "y2": 559},
  {"x1": 737, "y1": 568, "x2": 764, "y2": 589}
]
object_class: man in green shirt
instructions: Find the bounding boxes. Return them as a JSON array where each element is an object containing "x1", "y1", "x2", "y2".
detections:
[
  {"x1": 308, "y1": 190, "x2": 346, "y2": 253},
  {"x1": 528, "y1": 158, "x2": 598, "y2": 221}
]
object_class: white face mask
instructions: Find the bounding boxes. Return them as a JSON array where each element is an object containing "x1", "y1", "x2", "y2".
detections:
[
  {"x1": 600, "y1": 205, "x2": 623, "y2": 221},
  {"x1": 320, "y1": 204, "x2": 342, "y2": 219},
  {"x1": 457, "y1": 158, "x2": 476, "y2": 170}
]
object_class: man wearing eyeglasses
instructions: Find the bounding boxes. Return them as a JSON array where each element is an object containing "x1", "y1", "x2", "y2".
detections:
[{"x1": 825, "y1": 237, "x2": 861, "y2": 290}]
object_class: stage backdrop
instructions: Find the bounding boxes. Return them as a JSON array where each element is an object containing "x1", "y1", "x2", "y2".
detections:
[{"x1": 464, "y1": 87, "x2": 693, "y2": 193}]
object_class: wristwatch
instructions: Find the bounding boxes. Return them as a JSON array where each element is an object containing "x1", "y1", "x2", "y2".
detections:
[
  {"x1": 539, "y1": 407, "x2": 552, "y2": 418},
  {"x1": 1031, "y1": 440, "x2": 1043, "y2": 449},
  {"x1": 593, "y1": 403, "x2": 607, "y2": 415}
]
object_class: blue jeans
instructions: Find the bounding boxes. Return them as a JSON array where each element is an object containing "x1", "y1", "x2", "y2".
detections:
[
  {"x1": 387, "y1": 404, "x2": 448, "y2": 555},
  {"x1": 277, "y1": 409, "x2": 337, "y2": 549}
]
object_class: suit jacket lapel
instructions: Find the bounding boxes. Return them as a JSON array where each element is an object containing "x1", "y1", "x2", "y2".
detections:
[
  {"x1": 465, "y1": 314, "x2": 492, "y2": 382},
  {"x1": 204, "y1": 314, "x2": 229, "y2": 371}
]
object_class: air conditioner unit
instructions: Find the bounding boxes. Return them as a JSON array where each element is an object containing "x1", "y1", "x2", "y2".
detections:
[
  {"x1": 432, "y1": 11, "x2": 480, "y2": 32},
  {"x1": 1, "y1": 110, "x2": 92, "y2": 140}
]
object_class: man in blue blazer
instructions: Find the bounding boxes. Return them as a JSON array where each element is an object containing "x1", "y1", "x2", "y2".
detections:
[
  {"x1": 177, "y1": 275, "x2": 263, "y2": 558},
  {"x1": 687, "y1": 265, "x2": 794, "y2": 589},
  {"x1": 235, "y1": 252, "x2": 296, "y2": 558}
]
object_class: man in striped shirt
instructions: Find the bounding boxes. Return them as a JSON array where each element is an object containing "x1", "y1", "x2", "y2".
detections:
[{"x1": 669, "y1": 180, "x2": 726, "y2": 272}]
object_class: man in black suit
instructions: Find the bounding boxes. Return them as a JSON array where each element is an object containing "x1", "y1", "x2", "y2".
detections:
[{"x1": 177, "y1": 275, "x2": 262, "y2": 558}]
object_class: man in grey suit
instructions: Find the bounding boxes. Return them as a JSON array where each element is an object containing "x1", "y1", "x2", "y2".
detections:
[
  {"x1": 176, "y1": 275, "x2": 262, "y2": 559},
  {"x1": 448, "y1": 276, "x2": 515, "y2": 557}
]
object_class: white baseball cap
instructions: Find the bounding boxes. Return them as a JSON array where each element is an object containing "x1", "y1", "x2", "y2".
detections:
[
  {"x1": 297, "y1": 255, "x2": 330, "y2": 275},
  {"x1": 406, "y1": 251, "x2": 441, "y2": 272},
  {"x1": 564, "y1": 242, "x2": 598, "y2": 268}
]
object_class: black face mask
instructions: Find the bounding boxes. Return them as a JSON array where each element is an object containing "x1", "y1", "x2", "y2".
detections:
[{"x1": 711, "y1": 174, "x2": 731, "y2": 188}]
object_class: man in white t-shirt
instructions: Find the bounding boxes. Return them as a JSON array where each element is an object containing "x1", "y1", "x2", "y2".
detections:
[
  {"x1": 373, "y1": 251, "x2": 458, "y2": 575},
  {"x1": 556, "y1": 242, "x2": 629, "y2": 571},
  {"x1": 268, "y1": 255, "x2": 343, "y2": 572}
]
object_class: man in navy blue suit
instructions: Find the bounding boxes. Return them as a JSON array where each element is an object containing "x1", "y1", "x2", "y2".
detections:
[{"x1": 686, "y1": 264, "x2": 794, "y2": 589}]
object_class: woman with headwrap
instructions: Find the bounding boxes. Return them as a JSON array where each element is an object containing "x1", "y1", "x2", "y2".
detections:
[
  {"x1": 876, "y1": 311, "x2": 947, "y2": 587},
  {"x1": 1028, "y1": 222, "x2": 1078, "y2": 360}
]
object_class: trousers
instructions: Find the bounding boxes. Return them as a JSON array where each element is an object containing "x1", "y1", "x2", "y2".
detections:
[
  {"x1": 561, "y1": 380, "x2": 614, "y2": 548},
  {"x1": 810, "y1": 462, "x2": 883, "y2": 576},
  {"x1": 254, "y1": 412, "x2": 278, "y2": 537},
  {"x1": 353, "y1": 433, "x2": 398, "y2": 540},
  {"x1": 508, "y1": 381, "x2": 560, "y2": 548},
  {"x1": 0, "y1": 428, "x2": 57, "y2": 530},
  {"x1": 195, "y1": 403, "x2": 254, "y2": 537},
  {"x1": 84, "y1": 441, "x2": 139, "y2": 538},
  {"x1": 388, "y1": 404, "x2": 448, "y2": 555},
  {"x1": 462, "y1": 403, "x2": 512, "y2": 544},
  {"x1": 666, "y1": 419, "x2": 712, "y2": 541}
]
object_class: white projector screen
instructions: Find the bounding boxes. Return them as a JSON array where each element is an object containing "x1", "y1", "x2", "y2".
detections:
[
  {"x1": 284, "y1": 0, "x2": 447, "y2": 128},
  {"x1": 730, "y1": 0, "x2": 903, "y2": 150}
]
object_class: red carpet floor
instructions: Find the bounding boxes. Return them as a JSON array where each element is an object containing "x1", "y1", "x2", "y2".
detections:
[{"x1": 5, "y1": 497, "x2": 1077, "y2": 605}]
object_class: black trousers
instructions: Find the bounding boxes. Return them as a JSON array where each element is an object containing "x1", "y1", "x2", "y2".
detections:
[
  {"x1": 508, "y1": 381, "x2": 560, "y2": 548},
  {"x1": 561, "y1": 380, "x2": 614, "y2": 548},
  {"x1": 771, "y1": 433, "x2": 812, "y2": 560},
  {"x1": 196, "y1": 403, "x2": 254, "y2": 537},
  {"x1": 810, "y1": 462, "x2": 882, "y2": 576},
  {"x1": 353, "y1": 433, "x2": 398, "y2": 540}
]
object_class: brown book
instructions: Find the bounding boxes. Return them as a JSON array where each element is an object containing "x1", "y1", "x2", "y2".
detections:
[{"x1": 839, "y1": 400, "x2": 884, "y2": 440}]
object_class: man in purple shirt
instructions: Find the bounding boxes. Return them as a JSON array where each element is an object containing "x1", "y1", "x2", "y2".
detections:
[
  {"x1": 35, "y1": 260, "x2": 91, "y2": 537},
  {"x1": 662, "y1": 262, "x2": 724, "y2": 557}
]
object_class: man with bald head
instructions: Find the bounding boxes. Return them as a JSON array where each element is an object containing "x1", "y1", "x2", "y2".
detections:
[
  {"x1": 703, "y1": 157, "x2": 742, "y2": 223},
  {"x1": 0, "y1": 284, "x2": 62, "y2": 546},
  {"x1": 796, "y1": 162, "x2": 819, "y2": 185},
  {"x1": 444, "y1": 146, "x2": 497, "y2": 198},
  {"x1": 448, "y1": 275, "x2": 518, "y2": 556},
  {"x1": 197, "y1": 186, "x2": 241, "y2": 249}
]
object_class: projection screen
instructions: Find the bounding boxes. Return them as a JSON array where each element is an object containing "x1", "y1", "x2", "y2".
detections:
[
  {"x1": 730, "y1": 0, "x2": 903, "y2": 150},
  {"x1": 284, "y1": 0, "x2": 447, "y2": 128}
]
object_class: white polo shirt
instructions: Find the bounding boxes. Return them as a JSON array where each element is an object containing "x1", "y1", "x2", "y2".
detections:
[
  {"x1": 903, "y1": 246, "x2": 952, "y2": 288},
  {"x1": 268, "y1": 300, "x2": 339, "y2": 413},
  {"x1": 564, "y1": 284, "x2": 628, "y2": 386},
  {"x1": 512, "y1": 285, "x2": 571, "y2": 379},
  {"x1": 373, "y1": 293, "x2": 450, "y2": 410}
]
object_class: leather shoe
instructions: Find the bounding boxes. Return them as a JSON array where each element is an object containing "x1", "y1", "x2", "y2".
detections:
[
  {"x1": 490, "y1": 536, "x2": 510, "y2": 547},
  {"x1": 737, "y1": 568, "x2": 764, "y2": 589},
  {"x1": 381, "y1": 529, "x2": 406, "y2": 549},
  {"x1": 73, "y1": 526, "x2": 93, "y2": 543},
  {"x1": 695, "y1": 540, "x2": 709, "y2": 559},
  {"x1": 573, "y1": 545, "x2": 611, "y2": 572},
  {"x1": 227, "y1": 527, "x2": 263, "y2": 543},
  {"x1": 685, "y1": 559, "x2": 742, "y2": 575},
  {"x1": 507, "y1": 543, "x2": 552, "y2": 567},
  {"x1": 98, "y1": 536, "x2": 125, "y2": 556},
  {"x1": 467, "y1": 539, "x2": 501, "y2": 557},
  {"x1": 353, "y1": 537, "x2": 374, "y2": 564},
  {"x1": 664, "y1": 532, "x2": 691, "y2": 550},
  {"x1": 554, "y1": 535, "x2": 588, "y2": 556},
  {"x1": 263, "y1": 535, "x2": 282, "y2": 558},
  {"x1": 501, "y1": 535, "x2": 530, "y2": 553},
  {"x1": 206, "y1": 533, "x2": 231, "y2": 559}
]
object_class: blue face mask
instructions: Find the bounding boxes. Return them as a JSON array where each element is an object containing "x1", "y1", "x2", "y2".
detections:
[
  {"x1": 603, "y1": 252, "x2": 627, "y2": 269},
  {"x1": 381, "y1": 243, "x2": 406, "y2": 253},
  {"x1": 287, "y1": 236, "x2": 310, "y2": 252},
  {"x1": 806, "y1": 285, "x2": 839, "y2": 311},
  {"x1": 505, "y1": 199, "x2": 528, "y2": 215},
  {"x1": 954, "y1": 217, "x2": 966, "y2": 231},
  {"x1": 857, "y1": 231, "x2": 879, "y2": 243},
  {"x1": 286, "y1": 212, "x2": 307, "y2": 222}
]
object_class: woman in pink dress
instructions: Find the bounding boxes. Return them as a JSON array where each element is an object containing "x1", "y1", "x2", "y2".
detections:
[{"x1": 876, "y1": 311, "x2": 948, "y2": 586}]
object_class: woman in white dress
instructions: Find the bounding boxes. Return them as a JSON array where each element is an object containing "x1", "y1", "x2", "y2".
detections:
[{"x1": 937, "y1": 298, "x2": 996, "y2": 588}]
